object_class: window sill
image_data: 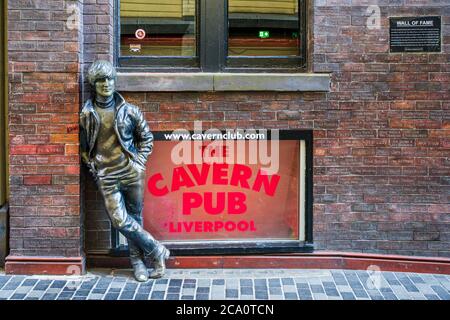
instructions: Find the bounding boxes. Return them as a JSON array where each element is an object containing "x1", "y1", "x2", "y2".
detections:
[{"x1": 116, "y1": 73, "x2": 331, "y2": 92}]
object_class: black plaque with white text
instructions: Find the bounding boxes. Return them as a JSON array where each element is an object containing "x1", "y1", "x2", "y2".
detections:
[{"x1": 390, "y1": 16, "x2": 441, "y2": 53}]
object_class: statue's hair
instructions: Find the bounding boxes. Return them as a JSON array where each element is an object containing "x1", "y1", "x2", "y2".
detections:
[{"x1": 87, "y1": 60, "x2": 116, "y2": 86}]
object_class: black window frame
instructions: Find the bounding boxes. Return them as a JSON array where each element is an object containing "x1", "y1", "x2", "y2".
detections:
[
  {"x1": 115, "y1": 0, "x2": 307, "y2": 72},
  {"x1": 111, "y1": 129, "x2": 314, "y2": 256}
]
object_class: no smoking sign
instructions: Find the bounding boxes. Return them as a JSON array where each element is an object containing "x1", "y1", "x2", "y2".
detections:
[{"x1": 135, "y1": 29, "x2": 146, "y2": 40}]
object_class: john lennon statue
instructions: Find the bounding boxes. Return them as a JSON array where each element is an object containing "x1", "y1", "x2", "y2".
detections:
[{"x1": 80, "y1": 60, "x2": 170, "y2": 282}]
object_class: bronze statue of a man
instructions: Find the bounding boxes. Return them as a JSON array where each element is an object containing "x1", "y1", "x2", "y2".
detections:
[{"x1": 80, "y1": 60, "x2": 170, "y2": 282}]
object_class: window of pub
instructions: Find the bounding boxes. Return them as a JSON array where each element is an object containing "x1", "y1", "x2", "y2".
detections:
[
  {"x1": 117, "y1": 0, "x2": 307, "y2": 71},
  {"x1": 113, "y1": 130, "x2": 313, "y2": 254}
]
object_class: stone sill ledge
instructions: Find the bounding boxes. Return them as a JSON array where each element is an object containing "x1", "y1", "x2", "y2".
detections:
[{"x1": 116, "y1": 73, "x2": 331, "y2": 92}]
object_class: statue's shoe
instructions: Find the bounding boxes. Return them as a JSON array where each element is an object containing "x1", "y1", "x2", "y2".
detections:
[
  {"x1": 150, "y1": 247, "x2": 170, "y2": 279},
  {"x1": 131, "y1": 259, "x2": 149, "y2": 282}
]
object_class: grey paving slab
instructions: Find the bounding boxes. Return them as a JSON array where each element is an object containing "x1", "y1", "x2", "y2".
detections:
[
  {"x1": 340, "y1": 292, "x2": 356, "y2": 300},
  {"x1": 26, "y1": 291, "x2": 45, "y2": 299},
  {"x1": 88, "y1": 293, "x2": 104, "y2": 300},
  {"x1": 0, "y1": 291, "x2": 13, "y2": 299},
  {"x1": 269, "y1": 287, "x2": 282, "y2": 295},
  {"x1": 211, "y1": 290, "x2": 225, "y2": 300},
  {"x1": 0, "y1": 268, "x2": 448, "y2": 300},
  {"x1": 182, "y1": 288, "x2": 196, "y2": 295},
  {"x1": 41, "y1": 293, "x2": 58, "y2": 300},
  {"x1": 225, "y1": 288, "x2": 239, "y2": 299},
  {"x1": 431, "y1": 285, "x2": 450, "y2": 300},
  {"x1": 284, "y1": 292, "x2": 298, "y2": 300},
  {"x1": 310, "y1": 284, "x2": 325, "y2": 294},
  {"x1": 312, "y1": 293, "x2": 329, "y2": 300},
  {"x1": 150, "y1": 291, "x2": 165, "y2": 300},
  {"x1": 391, "y1": 285, "x2": 413, "y2": 300},
  {"x1": 197, "y1": 279, "x2": 211, "y2": 287}
]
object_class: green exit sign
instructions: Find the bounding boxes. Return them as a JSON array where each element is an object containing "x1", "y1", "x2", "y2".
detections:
[{"x1": 259, "y1": 31, "x2": 270, "y2": 39}]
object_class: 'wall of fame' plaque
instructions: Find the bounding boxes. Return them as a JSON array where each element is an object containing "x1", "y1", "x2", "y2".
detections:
[{"x1": 390, "y1": 16, "x2": 441, "y2": 53}]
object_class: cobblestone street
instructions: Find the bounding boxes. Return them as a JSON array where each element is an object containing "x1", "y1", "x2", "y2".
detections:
[{"x1": 0, "y1": 269, "x2": 449, "y2": 300}]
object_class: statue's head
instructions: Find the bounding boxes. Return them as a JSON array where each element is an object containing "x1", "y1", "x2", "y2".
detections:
[{"x1": 87, "y1": 60, "x2": 117, "y2": 98}]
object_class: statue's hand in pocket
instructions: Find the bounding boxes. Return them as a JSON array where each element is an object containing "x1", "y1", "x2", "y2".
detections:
[{"x1": 87, "y1": 162, "x2": 99, "y2": 181}]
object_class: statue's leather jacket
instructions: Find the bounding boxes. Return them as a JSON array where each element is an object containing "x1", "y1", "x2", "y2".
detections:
[{"x1": 80, "y1": 92, "x2": 153, "y2": 175}]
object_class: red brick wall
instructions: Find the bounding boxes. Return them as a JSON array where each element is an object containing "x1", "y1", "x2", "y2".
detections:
[
  {"x1": 7, "y1": 0, "x2": 82, "y2": 257},
  {"x1": 310, "y1": 2, "x2": 449, "y2": 256},
  {"x1": 82, "y1": 0, "x2": 115, "y2": 252},
  {"x1": 115, "y1": 86, "x2": 446, "y2": 257},
  {"x1": 7, "y1": 1, "x2": 449, "y2": 260},
  {"x1": 84, "y1": 2, "x2": 450, "y2": 257}
]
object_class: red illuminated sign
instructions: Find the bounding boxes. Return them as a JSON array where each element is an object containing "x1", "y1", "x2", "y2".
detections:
[{"x1": 143, "y1": 137, "x2": 306, "y2": 243}]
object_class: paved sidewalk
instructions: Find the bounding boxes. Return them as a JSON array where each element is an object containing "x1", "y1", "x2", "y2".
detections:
[{"x1": 0, "y1": 268, "x2": 449, "y2": 300}]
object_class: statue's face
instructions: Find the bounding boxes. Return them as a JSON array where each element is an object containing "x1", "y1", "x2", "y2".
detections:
[{"x1": 95, "y1": 77, "x2": 115, "y2": 98}]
